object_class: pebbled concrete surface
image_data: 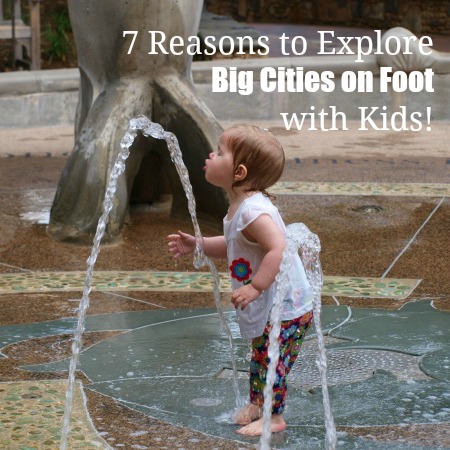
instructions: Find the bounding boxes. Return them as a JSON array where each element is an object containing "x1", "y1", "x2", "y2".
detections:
[{"x1": 0, "y1": 119, "x2": 449, "y2": 449}]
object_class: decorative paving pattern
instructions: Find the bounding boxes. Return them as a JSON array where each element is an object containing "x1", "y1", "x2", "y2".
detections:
[
  {"x1": 5, "y1": 303, "x2": 449, "y2": 450},
  {"x1": 0, "y1": 380, "x2": 107, "y2": 449},
  {"x1": 218, "y1": 346, "x2": 429, "y2": 389},
  {"x1": 26, "y1": 302, "x2": 446, "y2": 449},
  {"x1": 0, "y1": 271, "x2": 421, "y2": 299},
  {"x1": 272, "y1": 181, "x2": 450, "y2": 197},
  {"x1": 324, "y1": 275, "x2": 421, "y2": 299}
]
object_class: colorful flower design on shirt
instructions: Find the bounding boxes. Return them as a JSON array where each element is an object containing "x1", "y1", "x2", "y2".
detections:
[{"x1": 229, "y1": 258, "x2": 252, "y2": 283}]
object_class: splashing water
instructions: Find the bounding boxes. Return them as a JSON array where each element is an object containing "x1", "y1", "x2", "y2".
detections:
[
  {"x1": 59, "y1": 128, "x2": 130, "y2": 450},
  {"x1": 259, "y1": 223, "x2": 336, "y2": 450},
  {"x1": 60, "y1": 115, "x2": 242, "y2": 449}
]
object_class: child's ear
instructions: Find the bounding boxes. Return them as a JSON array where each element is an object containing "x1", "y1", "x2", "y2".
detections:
[{"x1": 234, "y1": 164, "x2": 247, "y2": 181}]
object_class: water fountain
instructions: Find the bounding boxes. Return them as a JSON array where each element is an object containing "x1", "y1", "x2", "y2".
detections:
[
  {"x1": 259, "y1": 223, "x2": 336, "y2": 450},
  {"x1": 59, "y1": 115, "x2": 242, "y2": 449},
  {"x1": 59, "y1": 115, "x2": 336, "y2": 449},
  {"x1": 34, "y1": 2, "x2": 450, "y2": 445}
]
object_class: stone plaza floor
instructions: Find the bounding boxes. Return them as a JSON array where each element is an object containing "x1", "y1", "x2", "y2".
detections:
[{"x1": 0, "y1": 120, "x2": 449, "y2": 449}]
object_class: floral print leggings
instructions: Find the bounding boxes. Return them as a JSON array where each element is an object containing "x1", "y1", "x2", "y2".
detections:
[{"x1": 249, "y1": 310, "x2": 313, "y2": 414}]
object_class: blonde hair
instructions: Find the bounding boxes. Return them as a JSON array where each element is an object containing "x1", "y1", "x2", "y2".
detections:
[{"x1": 222, "y1": 124, "x2": 285, "y2": 198}]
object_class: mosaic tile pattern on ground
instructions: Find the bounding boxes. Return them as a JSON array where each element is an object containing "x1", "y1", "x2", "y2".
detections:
[
  {"x1": 272, "y1": 181, "x2": 450, "y2": 197},
  {"x1": 0, "y1": 380, "x2": 108, "y2": 449},
  {"x1": 0, "y1": 271, "x2": 421, "y2": 299}
]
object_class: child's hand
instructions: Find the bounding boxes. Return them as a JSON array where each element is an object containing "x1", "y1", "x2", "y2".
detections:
[
  {"x1": 167, "y1": 230, "x2": 196, "y2": 259},
  {"x1": 231, "y1": 284, "x2": 262, "y2": 310}
]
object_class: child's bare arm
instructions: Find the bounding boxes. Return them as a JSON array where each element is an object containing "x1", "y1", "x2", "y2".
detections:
[
  {"x1": 167, "y1": 231, "x2": 227, "y2": 259},
  {"x1": 231, "y1": 215, "x2": 285, "y2": 310},
  {"x1": 204, "y1": 236, "x2": 228, "y2": 258}
]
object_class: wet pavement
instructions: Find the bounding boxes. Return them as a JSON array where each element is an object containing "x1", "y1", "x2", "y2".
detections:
[{"x1": 0, "y1": 120, "x2": 449, "y2": 449}]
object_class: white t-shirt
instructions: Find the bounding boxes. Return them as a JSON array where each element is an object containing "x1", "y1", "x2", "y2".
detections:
[{"x1": 223, "y1": 192, "x2": 313, "y2": 339}]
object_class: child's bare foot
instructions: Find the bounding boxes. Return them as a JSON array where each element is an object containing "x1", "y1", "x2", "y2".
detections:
[
  {"x1": 236, "y1": 414, "x2": 286, "y2": 436},
  {"x1": 233, "y1": 403, "x2": 261, "y2": 425}
]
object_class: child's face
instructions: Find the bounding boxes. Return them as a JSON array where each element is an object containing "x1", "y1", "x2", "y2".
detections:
[{"x1": 203, "y1": 133, "x2": 235, "y2": 190}]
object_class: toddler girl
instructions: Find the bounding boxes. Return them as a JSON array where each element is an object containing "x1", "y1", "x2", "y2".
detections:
[{"x1": 167, "y1": 125, "x2": 313, "y2": 436}]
